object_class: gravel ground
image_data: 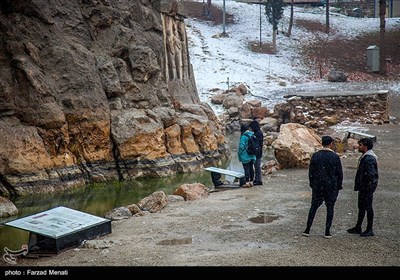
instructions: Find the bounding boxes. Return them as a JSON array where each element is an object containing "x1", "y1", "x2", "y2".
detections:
[{"x1": 2, "y1": 91, "x2": 397, "y2": 272}]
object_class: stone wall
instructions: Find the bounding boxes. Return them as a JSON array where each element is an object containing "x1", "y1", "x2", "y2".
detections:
[{"x1": 274, "y1": 90, "x2": 390, "y2": 132}]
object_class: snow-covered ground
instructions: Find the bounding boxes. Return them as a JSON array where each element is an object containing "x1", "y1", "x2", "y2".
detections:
[{"x1": 186, "y1": 0, "x2": 400, "y2": 114}]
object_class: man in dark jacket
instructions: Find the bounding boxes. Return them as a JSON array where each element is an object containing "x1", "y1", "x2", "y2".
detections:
[
  {"x1": 347, "y1": 137, "x2": 378, "y2": 237},
  {"x1": 302, "y1": 136, "x2": 343, "y2": 239},
  {"x1": 249, "y1": 120, "x2": 263, "y2": 185}
]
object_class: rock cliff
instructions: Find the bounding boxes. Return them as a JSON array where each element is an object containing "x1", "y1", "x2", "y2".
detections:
[{"x1": 0, "y1": 0, "x2": 228, "y2": 196}]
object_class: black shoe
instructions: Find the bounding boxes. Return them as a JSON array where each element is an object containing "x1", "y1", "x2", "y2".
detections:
[
  {"x1": 214, "y1": 181, "x2": 224, "y2": 187},
  {"x1": 253, "y1": 181, "x2": 263, "y2": 186},
  {"x1": 302, "y1": 231, "x2": 310, "y2": 237},
  {"x1": 360, "y1": 230, "x2": 374, "y2": 237},
  {"x1": 347, "y1": 227, "x2": 362, "y2": 234}
]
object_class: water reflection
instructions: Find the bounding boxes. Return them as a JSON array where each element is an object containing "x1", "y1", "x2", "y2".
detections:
[
  {"x1": 0, "y1": 170, "x2": 215, "y2": 250},
  {"x1": 0, "y1": 131, "x2": 260, "y2": 250}
]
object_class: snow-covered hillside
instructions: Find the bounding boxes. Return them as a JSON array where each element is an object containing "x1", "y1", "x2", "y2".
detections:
[{"x1": 185, "y1": 0, "x2": 400, "y2": 113}]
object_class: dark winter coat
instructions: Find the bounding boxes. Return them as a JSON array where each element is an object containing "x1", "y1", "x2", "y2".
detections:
[
  {"x1": 309, "y1": 148, "x2": 343, "y2": 199},
  {"x1": 249, "y1": 121, "x2": 263, "y2": 159},
  {"x1": 354, "y1": 151, "x2": 378, "y2": 193}
]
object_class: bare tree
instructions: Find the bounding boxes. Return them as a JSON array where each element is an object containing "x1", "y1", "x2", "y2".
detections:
[
  {"x1": 379, "y1": 0, "x2": 387, "y2": 75},
  {"x1": 302, "y1": 32, "x2": 331, "y2": 79}
]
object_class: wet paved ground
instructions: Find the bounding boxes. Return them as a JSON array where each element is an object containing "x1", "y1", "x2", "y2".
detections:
[{"x1": 4, "y1": 88, "x2": 399, "y2": 269}]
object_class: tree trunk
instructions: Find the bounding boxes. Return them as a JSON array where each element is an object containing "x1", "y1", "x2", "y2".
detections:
[
  {"x1": 272, "y1": 26, "x2": 277, "y2": 54},
  {"x1": 379, "y1": 0, "x2": 387, "y2": 75},
  {"x1": 287, "y1": 0, "x2": 294, "y2": 37},
  {"x1": 325, "y1": 0, "x2": 330, "y2": 33},
  {"x1": 206, "y1": 0, "x2": 212, "y2": 17}
]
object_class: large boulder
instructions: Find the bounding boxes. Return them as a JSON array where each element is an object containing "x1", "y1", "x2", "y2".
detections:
[
  {"x1": 173, "y1": 183, "x2": 209, "y2": 201},
  {"x1": 272, "y1": 123, "x2": 321, "y2": 168}
]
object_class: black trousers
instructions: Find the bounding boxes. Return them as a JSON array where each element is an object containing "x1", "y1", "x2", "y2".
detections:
[
  {"x1": 356, "y1": 190, "x2": 374, "y2": 230},
  {"x1": 242, "y1": 161, "x2": 254, "y2": 183},
  {"x1": 306, "y1": 188, "x2": 338, "y2": 234},
  {"x1": 211, "y1": 172, "x2": 223, "y2": 187}
]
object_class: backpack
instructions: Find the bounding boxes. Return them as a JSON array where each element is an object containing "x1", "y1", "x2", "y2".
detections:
[{"x1": 244, "y1": 134, "x2": 260, "y2": 156}]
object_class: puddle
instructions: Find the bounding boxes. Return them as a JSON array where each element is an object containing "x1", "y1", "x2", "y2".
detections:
[{"x1": 248, "y1": 212, "x2": 281, "y2": 224}]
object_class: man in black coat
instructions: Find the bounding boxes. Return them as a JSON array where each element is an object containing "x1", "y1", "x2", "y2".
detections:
[
  {"x1": 347, "y1": 137, "x2": 378, "y2": 237},
  {"x1": 302, "y1": 136, "x2": 343, "y2": 239}
]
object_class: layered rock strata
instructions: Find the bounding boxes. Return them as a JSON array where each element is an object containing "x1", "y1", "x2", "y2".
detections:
[{"x1": 0, "y1": 0, "x2": 228, "y2": 196}]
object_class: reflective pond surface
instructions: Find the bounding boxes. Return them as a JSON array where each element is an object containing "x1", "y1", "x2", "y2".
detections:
[
  {"x1": 0, "y1": 171, "x2": 214, "y2": 250},
  {"x1": 0, "y1": 131, "x2": 275, "y2": 251},
  {"x1": 0, "y1": 132, "x2": 252, "y2": 250}
]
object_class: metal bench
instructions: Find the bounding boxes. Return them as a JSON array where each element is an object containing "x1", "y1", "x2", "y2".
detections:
[
  {"x1": 204, "y1": 167, "x2": 244, "y2": 188},
  {"x1": 204, "y1": 167, "x2": 245, "y2": 178},
  {"x1": 346, "y1": 130, "x2": 377, "y2": 142}
]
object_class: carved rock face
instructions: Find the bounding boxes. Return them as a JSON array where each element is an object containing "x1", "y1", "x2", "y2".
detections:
[{"x1": 0, "y1": 0, "x2": 228, "y2": 196}]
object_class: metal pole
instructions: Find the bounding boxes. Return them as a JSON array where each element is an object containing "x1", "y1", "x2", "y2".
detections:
[
  {"x1": 223, "y1": 0, "x2": 226, "y2": 35},
  {"x1": 259, "y1": 0, "x2": 262, "y2": 47}
]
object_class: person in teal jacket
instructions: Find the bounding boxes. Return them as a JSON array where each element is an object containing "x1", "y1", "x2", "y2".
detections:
[{"x1": 238, "y1": 124, "x2": 256, "y2": 187}]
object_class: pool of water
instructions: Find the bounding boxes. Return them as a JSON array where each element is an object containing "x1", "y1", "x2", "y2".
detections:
[
  {"x1": 0, "y1": 132, "x2": 242, "y2": 250},
  {"x1": 0, "y1": 131, "x2": 273, "y2": 251},
  {"x1": 0, "y1": 170, "x2": 216, "y2": 250}
]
